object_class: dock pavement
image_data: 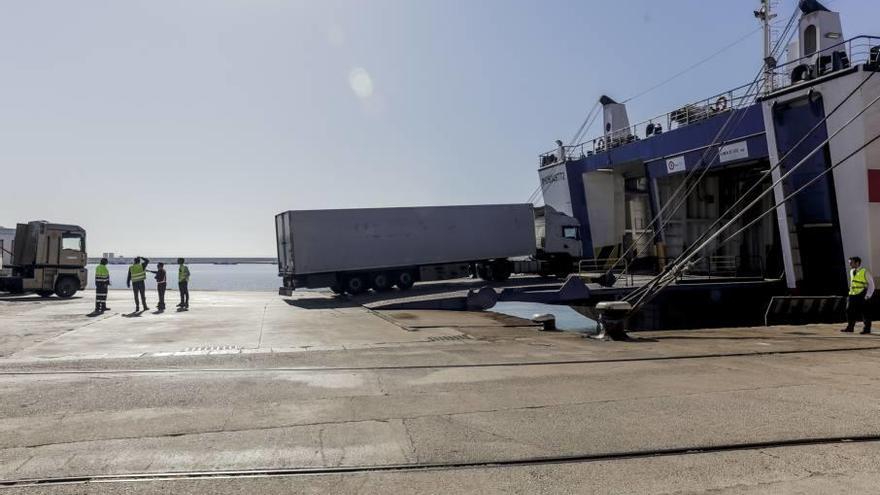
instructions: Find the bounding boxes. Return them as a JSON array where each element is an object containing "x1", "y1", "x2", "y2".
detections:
[{"x1": 2, "y1": 285, "x2": 880, "y2": 493}]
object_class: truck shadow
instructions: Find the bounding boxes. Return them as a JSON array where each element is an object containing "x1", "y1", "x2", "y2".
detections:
[
  {"x1": 0, "y1": 295, "x2": 82, "y2": 302},
  {"x1": 283, "y1": 276, "x2": 561, "y2": 310}
]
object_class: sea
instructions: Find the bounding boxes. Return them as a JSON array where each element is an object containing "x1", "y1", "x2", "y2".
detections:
[{"x1": 86, "y1": 263, "x2": 280, "y2": 291}]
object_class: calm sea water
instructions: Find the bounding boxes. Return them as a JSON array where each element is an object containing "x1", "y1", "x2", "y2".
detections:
[
  {"x1": 85, "y1": 263, "x2": 280, "y2": 291},
  {"x1": 489, "y1": 301, "x2": 597, "y2": 333}
]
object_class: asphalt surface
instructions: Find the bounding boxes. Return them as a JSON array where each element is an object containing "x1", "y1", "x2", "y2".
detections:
[{"x1": 2, "y1": 288, "x2": 880, "y2": 493}]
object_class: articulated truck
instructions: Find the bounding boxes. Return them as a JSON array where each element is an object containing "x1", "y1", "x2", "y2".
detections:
[
  {"x1": 0, "y1": 221, "x2": 88, "y2": 298},
  {"x1": 275, "y1": 204, "x2": 583, "y2": 295}
]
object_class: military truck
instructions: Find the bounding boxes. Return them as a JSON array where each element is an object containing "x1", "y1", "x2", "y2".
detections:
[{"x1": 0, "y1": 221, "x2": 88, "y2": 298}]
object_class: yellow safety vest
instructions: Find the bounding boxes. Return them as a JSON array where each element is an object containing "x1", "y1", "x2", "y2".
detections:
[
  {"x1": 850, "y1": 268, "x2": 869, "y2": 295},
  {"x1": 129, "y1": 263, "x2": 146, "y2": 283},
  {"x1": 179, "y1": 265, "x2": 190, "y2": 283},
  {"x1": 95, "y1": 264, "x2": 110, "y2": 282}
]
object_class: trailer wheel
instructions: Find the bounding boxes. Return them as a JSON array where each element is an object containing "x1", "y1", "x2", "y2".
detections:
[
  {"x1": 54, "y1": 277, "x2": 79, "y2": 299},
  {"x1": 36, "y1": 290, "x2": 54, "y2": 298},
  {"x1": 395, "y1": 271, "x2": 414, "y2": 290},
  {"x1": 490, "y1": 260, "x2": 512, "y2": 282},
  {"x1": 344, "y1": 275, "x2": 367, "y2": 295},
  {"x1": 371, "y1": 273, "x2": 392, "y2": 291}
]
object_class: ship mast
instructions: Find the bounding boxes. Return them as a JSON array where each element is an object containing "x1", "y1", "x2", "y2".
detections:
[{"x1": 754, "y1": 0, "x2": 777, "y2": 94}]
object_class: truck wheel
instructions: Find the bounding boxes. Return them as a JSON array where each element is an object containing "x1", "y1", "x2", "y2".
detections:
[
  {"x1": 371, "y1": 273, "x2": 392, "y2": 291},
  {"x1": 476, "y1": 263, "x2": 496, "y2": 281},
  {"x1": 54, "y1": 277, "x2": 79, "y2": 299},
  {"x1": 344, "y1": 275, "x2": 367, "y2": 295},
  {"x1": 395, "y1": 271, "x2": 414, "y2": 290},
  {"x1": 36, "y1": 290, "x2": 54, "y2": 298},
  {"x1": 491, "y1": 260, "x2": 512, "y2": 282}
]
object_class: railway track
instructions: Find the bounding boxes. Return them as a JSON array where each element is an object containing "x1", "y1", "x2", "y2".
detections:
[
  {"x1": 2, "y1": 344, "x2": 880, "y2": 376},
  {"x1": 3, "y1": 434, "x2": 880, "y2": 488}
]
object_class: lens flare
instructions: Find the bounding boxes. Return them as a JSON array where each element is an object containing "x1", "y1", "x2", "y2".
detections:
[{"x1": 349, "y1": 68, "x2": 374, "y2": 99}]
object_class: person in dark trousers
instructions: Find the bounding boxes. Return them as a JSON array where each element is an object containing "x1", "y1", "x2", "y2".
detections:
[
  {"x1": 126, "y1": 256, "x2": 150, "y2": 312},
  {"x1": 149, "y1": 262, "x2": 167, "y2": 312},
  {"x1": 177, "y1": 258, "x2": 190, "y2": 309},
  {"x1": 841, "y1": 256, "x2": 874, "y2": 334},
  {"x1": 94, "y1": 257, "x2": 111, "y2": 313}
]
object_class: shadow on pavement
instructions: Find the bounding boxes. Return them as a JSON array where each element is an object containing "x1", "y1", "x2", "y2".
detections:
[
  {"x1": 0, "y1": 295, "x2": 82, "y2": 302},
  {"x1": 284, "y1": 276, "x2": 561, "y2": 310}
]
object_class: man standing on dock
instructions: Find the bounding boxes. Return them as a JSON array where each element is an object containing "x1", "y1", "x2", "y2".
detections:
[
  {"x1": 94, "y1": 257, "x2": 111, "y2": 313},
  {"x1": 126, "y1": 257, "x2": 150, "y2": 312},
  {"x1": 177, "y1": 258, "x2": 190, "y2": 310},
  {"x1": 842, "y1": 256, "x2": 874, "y2": 334},
  {"x1": 149, "y1": 262, "x2": 167, "y2": 312}
]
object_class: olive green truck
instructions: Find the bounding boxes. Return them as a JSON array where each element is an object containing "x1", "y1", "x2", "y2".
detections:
[{"x1": 0, "y1": 221, "x2": 88, "y2": 298}]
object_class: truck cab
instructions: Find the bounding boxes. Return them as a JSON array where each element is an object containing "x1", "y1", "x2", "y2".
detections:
[{"x1": 0, "y1": 221, "x2": 88, "y2": 298}]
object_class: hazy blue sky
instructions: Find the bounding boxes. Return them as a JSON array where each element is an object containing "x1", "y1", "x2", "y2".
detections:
[{"x1": 1, "y1": 0, "x2": 874, "y2": 256}]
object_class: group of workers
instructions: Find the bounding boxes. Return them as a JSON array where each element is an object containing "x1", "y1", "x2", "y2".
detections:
[{"x1": 93, "y1": 257, "x2": 191, "y2": 314}]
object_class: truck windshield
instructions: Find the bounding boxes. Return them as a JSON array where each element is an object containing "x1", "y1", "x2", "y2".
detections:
[{"x1": 62, "y1": 234, "x2": 84, "y2": 251}]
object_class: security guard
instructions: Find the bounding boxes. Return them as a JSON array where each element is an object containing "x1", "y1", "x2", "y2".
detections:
[
  {"x1": 94, "y1": 257, "x2": 111, "y2": 313},
  {"x1": 126, "y1": 256, "x2": 150, "y2": 312},
  {"x1": 841, "y1": 256, "x2": 874, "y2": 334},
  {"x1": 177, "y1": 258, "x2": 190, "y2": 309}
]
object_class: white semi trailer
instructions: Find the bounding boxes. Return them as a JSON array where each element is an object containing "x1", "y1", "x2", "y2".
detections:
[{"x1": 275, "y1": 204, "x2": 582, "y2": 295}]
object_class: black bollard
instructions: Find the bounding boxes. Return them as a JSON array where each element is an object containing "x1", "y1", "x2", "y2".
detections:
[{"x1": 591, "y1": 301, "x2": 632, "y2": 341}]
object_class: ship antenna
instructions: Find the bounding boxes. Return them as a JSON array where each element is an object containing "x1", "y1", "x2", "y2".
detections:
[{"x1": 754, "y1": 0, "x2": 778, "y2": 94}]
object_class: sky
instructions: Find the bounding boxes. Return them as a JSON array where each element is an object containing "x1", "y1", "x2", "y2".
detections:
[{"x1": 0, "y1": 0, "x2": 876, "y2": 256}]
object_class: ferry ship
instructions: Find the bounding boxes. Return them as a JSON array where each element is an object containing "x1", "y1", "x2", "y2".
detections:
[{"x1": 538, "y1": 0, "x2": 880, "y2": 330}]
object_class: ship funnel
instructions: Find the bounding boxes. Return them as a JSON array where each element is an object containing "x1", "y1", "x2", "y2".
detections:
[
  {"x1": 796, "y1": 0, "x2": 843, "y2": 60},
  {"x1": 600, "y1": 95, "x2": 631, "y2": 145}
]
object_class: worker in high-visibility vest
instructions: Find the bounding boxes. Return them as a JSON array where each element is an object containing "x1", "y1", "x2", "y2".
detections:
[
  {"x1": 177, "y1": 257, "x2": 190, "y2": 310},
  {"x1": 841, "y1": 256, "x2": 874, "y2": 334},
  {"x1": 126, "y1": 256, "x2": 150, "y2": 312},
  {"x1": 94, "y1": 257, "x2": 111, "y2": 313}
]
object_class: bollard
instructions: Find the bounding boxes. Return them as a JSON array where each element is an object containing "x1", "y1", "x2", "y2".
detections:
[
  {"x1": 531, "y1": 313, "x2": 557, "y2": 331},
  {"x1": 591, "y1": 300, "x2": 632, "y2": 341}
]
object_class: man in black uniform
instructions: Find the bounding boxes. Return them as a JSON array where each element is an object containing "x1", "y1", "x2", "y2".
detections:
[{"x1": 149, "y1": 262, "x2": 167, "y2": 312}]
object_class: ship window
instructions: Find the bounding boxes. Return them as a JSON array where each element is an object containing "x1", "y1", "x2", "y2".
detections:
[
  {"x1": 804, "y1": 24, "x2": 817, "y2": 55},
  {"x1": 562, "y1": 226, "x2": 580, "y2": 240},
  {"x1": 62, "y1": 234, "x2": 83, "y2": 252}
]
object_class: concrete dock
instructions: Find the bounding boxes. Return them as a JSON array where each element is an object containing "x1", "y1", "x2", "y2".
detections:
[{"x1": 3, "y1": 287, "x2": 880, "y2": 493}]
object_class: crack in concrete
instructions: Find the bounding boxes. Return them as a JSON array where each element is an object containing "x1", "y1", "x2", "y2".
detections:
[
  {"x1": 400, "y1": 418, "x2": 419, "y2": 463},
  {"x1": 318, "y1": 426, "x2": 327, "y2": 467}
]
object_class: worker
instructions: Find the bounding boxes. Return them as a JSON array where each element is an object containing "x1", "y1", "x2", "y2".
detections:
[
  {"x1": 149, "y1": 262, "x2": 167, "y2": 312},
  {"x1": 841, "y1": 256, "x2": 874, "y2": 334},
  {"x1": 177, "y1": 257, "x2": 190, "y2": 310},
  {"x1": 94, "y1": 257, "x2": 111, "y2": 313},
  {"x1": 555, "y1": 139, "x2": 565, "y2": 163},
  {"x1": 126, "y1": 256, "x2": 150, "y2": 312}
]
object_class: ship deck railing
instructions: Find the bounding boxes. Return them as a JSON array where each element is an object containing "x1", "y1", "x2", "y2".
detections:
[
  {"x1": 539, "y1": 35, "x2": 880, "y2": 168},
  {"x1": 539, "y1": 82, "x2": 756, "y2": 166},
  {"x1": 769, "y1": 35, "x2": 880, "y2": 94}
]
